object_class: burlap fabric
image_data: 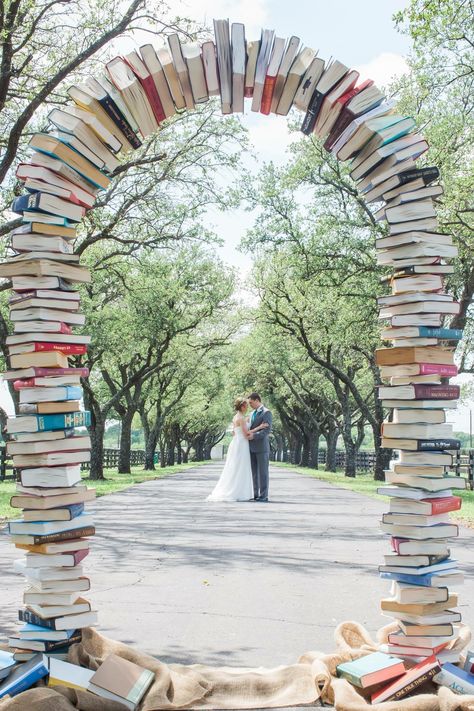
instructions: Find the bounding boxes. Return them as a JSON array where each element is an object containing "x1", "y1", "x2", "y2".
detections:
[{"x1": 1, "y1": 623, "x2": 473, "y2": 710}]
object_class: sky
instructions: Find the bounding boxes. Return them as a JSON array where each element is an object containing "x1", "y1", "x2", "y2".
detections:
[{"x1": 2, "y1": 0, "x2": 473, "y2": 435}]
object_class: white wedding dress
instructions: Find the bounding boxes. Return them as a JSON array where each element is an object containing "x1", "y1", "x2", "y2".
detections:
[{"x1": 207, "y1": 416, "x2": 253, "y2": 502}]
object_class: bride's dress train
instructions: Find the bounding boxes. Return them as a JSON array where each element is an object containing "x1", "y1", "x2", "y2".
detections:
[{"x1": 207, "y1": 420, "x2": 253, "y2": 502}]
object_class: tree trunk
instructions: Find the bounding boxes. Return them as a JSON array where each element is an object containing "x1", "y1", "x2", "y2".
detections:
[
  {"x1": 325, "y1": 425, "x2": 339, "y2": 472},
  {"x1": 343, "y1": 439, "x2": 357, "y2": 478},
  {"x1": 89, "y1": 417, "x2": 106, "y2": 481},
  {"x1": 118, "y1": 409, "x2": 134, "y2": 474},
  {"x1": 309, "y1": 430, "x2": 319, "y2": 469},
  {"x1": 373, "y1": 423, "x2": 392, "y2": 481},
  {"x1": 300, "y1": 433, "x2": 310, "y2": 467},
  {"x1": 144, "y1": 430, "x2": 159, "y2": 471}
]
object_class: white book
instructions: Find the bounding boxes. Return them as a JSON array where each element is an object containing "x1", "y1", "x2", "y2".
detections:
[
  {"x1": 270, "y1": 36, "x2": 300, "y2": 113},
  {"x1": 231, "y1": 23, "x2": 246, "y2": 113},
  {"x1": 214, "y1": 19, "x2": 232, "y2": 114},
  {"x1": 182, "y1": 43, "x2": 208, "y2": 104},
  {"x1": 201, "y1": 41, "x2": 219, "y2": 96},
  {"x1": 139, "y1": 44, "x2": 176, "y2": 119},
  {"x1": 168, "y1": 34, "x2": 194, "y2": 109},
  {"x1": 293, "y1": 56, "x2": 324, "y2": 112}
]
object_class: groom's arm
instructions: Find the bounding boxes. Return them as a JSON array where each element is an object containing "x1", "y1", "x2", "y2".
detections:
[{"x1": 250, "y1": 411, "x2": 272, "y2": 441}]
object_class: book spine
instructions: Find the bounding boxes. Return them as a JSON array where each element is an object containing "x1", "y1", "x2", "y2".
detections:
[
  {"x1": 43, "y1": 633, "x2": 82, "y2": 650},
  {"x1": 324, "y1": 108, "x2": 356, "y2": 150},
  {"x1": 25, "y1": 526, "x2": 96, "y2": 544},
  {"x1": 416, "y1": 438, "x2": 461, "y2": 451},
  {"x1": 418, "y1": 363, "x2": 458, "y2": 376},
  {"x1": 19, "y1": 608, "x2": 56, "y2": 629},
  {"x1": 244, "y1": 87, "x2": 254, "y2": 98},
  {"x1": 418, "y1": 327, "x2": 463, "y2": 339},
  {"x1": 434, "y1": 670, "x2": 474, "y2": 695},
  {"x1": 382, "y1": 665, "x2": 440, "y2": 702},
  {"x1": 96, "y1": 95, "x2": 142, "y2": 149},
  {"x1": 301, "y1": 90, "x2": 324, "y2": 135},
  {"x1": 430, "y1": 497, "x2": 461, "y2": 515},
  {"x1": 11, "y1": 193, "x2": 41, "y2": 215},
  {"x1": 412, "y1": 384, "x2": 460, "y2": 399},
  {"x1": 4, "y1": 663, "x2": 49, "y2": 696},
  {"x1": 398, "y1": 166, "x2": 440, "y2": 186},
  {"x1": 140, "y1": 74, "x2": 166, "y2": 123},
  {"x1": 33, "y1": 368, "x2": 89, "y2": 377},
  {"x1": 32, "y1": 343, "x2": 88, "y2": 354},
  {"x1": 260, "y1": 75, "x2": 277, "y2": 115}
]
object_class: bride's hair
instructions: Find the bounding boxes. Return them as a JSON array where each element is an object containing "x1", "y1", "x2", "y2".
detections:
[{"x1": 234, "y1": 397, "x2": 247, "y2": 412}]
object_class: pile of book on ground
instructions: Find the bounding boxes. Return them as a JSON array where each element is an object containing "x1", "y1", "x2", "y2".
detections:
[
  {"x1": 0, "y1": 649, "x2": 154, "y2": 708},
  {"x1": 335, "y1": 648, "x2": 474, "y2": 703},
  {"x1": 0, "y1": 16, "x2": 468, "y2": 703}
]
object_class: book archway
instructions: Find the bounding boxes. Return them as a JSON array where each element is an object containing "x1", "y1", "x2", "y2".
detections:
[{"x1": 3, "y1": 21, "x2": 465, "y2": 677}]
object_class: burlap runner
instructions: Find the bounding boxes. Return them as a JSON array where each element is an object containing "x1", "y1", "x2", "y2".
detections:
[{"x1": 0, "y1": 623, "x2": 473, "y2": 710}]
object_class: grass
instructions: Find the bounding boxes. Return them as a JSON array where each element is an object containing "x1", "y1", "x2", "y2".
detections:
[
  {"x1": 0, "y1": 461, "x2": 209, "y2": 522},
  {"x1": 273, "y1": 461, "x2": 474, "y2": 526}
]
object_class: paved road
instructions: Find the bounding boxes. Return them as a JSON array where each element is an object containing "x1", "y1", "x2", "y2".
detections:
[{"x1": 1, "y1": 463, "x2": 473, "y2": 671}]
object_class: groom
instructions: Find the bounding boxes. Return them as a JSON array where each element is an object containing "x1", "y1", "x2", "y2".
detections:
[{"x1": 247, "y1": 393, "x2": 272, "y2": 502}]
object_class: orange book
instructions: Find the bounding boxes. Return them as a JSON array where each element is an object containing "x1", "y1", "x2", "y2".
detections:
[{"x1": 260, "y1": 75, "x2": 277, "y2": 115}]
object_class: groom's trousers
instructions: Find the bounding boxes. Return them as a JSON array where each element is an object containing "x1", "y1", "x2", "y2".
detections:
[{"x1": 250, "y1": 451, "x2": 270, "y2": 499}]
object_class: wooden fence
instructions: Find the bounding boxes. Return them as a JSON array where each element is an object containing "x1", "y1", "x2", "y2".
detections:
[
  {"x1": 1, "y1": 447, "x2": 473, "y2": 487},
  {"x1": 0, "y1": 447, "x2": 146, "y2": 481}
]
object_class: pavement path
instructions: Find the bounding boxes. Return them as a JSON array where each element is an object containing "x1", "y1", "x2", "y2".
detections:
[{"x1": 1, "y1": 463, "x2": 473, "y2": 671}]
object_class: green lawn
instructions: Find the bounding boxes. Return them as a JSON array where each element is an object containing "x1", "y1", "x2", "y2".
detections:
[
  {"x1": 0, "y1": 461, "x2": 209, "y2": 522},
  {"x1": 273, "y1": 462, "x2": 474, "y2": 526}
]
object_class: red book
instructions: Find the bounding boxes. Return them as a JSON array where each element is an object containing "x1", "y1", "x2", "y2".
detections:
[
  {"x1": 371, "y1": 655, "x2": 441, "y2": 704},
  {"x1": 23, "y1": 343, "x2": 87, "y2": 355},
  {"x1": 421, "y1": 496, "x2": 462, "y2": 515},
  {"x1": 123, "y1": 53, "x2": 166, "y2": 124},
  {"x1": 56, "y1": 323, "x2": 72, "y2": 335},
  {"x1": 14, "y1": 367, "x2": 89, "y2": 378},
  {"x1": 411, "y1": 384, "x2": 460, "y2": 399},
  {"x1": 324, "y1": 80, "x2": 377, "y2": 151},
  {"x1": 260, "y1": 75, "x2": 277, "y2": 115},
  {"x1": 68, "y1": 548, "x2": 89, "y2": 566},
  {"x1": 13, "y1": 375, "x2": 86, "y2": 389},
  {"x1": 416, "y1": 363, "x2": 458, "y2": 376},
  {"x1": 319, "y1": 80, "x2": 370, "y2": 141}
]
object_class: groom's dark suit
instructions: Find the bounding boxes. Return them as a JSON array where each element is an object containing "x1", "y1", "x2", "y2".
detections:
[{"x1": 249, "y1": 405, "x2": 272, "y2": 500}]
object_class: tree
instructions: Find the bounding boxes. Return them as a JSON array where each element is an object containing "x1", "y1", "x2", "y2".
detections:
[
  {"x1": 393, "y1": 0, "x2": 474, "y2": 369},
  {"x1": 236, "y1": 140, "x2": 391, "y2": 479},
  {"x1": 80, "y1": 245, "x2": 234, "y2": 479}
]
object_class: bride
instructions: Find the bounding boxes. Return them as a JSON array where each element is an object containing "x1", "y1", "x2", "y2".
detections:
[{"x1": 207, "y1": 397, "x2": 268, "y2": 502}]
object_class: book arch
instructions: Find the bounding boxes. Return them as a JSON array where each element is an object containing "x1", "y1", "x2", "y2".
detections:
[{"x1": 3, "y1": 19, "x2": 466, "y2": 677}]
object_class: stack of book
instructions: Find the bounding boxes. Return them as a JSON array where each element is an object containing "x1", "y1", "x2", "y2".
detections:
[
  {"x1": 337, "y1": 116, "x2": 464, "y2": 659},
  {"x1": 0, "y1": 651, "x2": 154, "y2": 708},
  {"x1": 2, "y1": 103, "x2": 101, "y2": 659}
]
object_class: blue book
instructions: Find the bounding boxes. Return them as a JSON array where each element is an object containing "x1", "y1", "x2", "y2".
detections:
[
  {"x1": 380, "y1": 567, "x2": 462, "y2": 587},
  {"x1": 27, "y1": 410, "x2": 91, "y2": 433},
  {"x1": 434, "y1": 663, "x2": 474, "y2": 694},
  {"x1": 9, "y1": 512, "x2": 94, "y2": 536},
  {"x1": 19, "y1": 623, "x2": 76, "y2": 641},
  {"x1": 336, "y1": 652, "x2": 406, "y2": 688},
  {"x1": 0, "y1": 651, "x2": 16, "y2": 681},
  {"x1": 0, "y1": 653, "x2": 48, "y2": 698},
  {"x1": 418, "y1": 327, "x2": 463, "y2": 340},
  {"x1": 29, "y1": 133, "x2": 109, "y2": 190},
  {"x1": 29, "y1": 502, "x2": 85, "y2": 523}
]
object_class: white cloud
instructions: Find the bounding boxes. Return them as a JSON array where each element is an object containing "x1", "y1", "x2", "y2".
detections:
[
  {"x1": 244, "y1": 112, "x2": 297, "y2": 166},
  {"x1": 355, "y1": 52, "x2": 409, "y2": 89}
]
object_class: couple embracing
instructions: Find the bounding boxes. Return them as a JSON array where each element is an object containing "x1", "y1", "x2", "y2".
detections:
[{"x1": 207, "y1": 393, "x2": 272, "y2": 503}]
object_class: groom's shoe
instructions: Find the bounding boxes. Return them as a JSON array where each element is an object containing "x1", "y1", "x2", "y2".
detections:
[{"x1": 256, "y1": 497, "x2": 269, "y2": 502}]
